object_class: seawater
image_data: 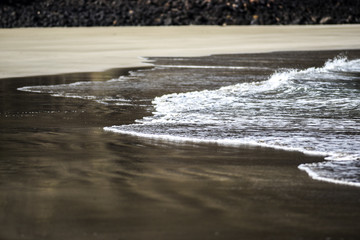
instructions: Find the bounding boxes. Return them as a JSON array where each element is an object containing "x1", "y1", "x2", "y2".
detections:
[{"x1": 18, "y1": 52, "x2": 360, "y2": 187}]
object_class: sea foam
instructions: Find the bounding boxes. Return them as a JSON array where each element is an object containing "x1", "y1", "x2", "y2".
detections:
[
  {"x1": 105, "y1": 56, "x2": 360, "y2": 187},
  {"x1": 17, "y1": 56, "x2": 360, "y2": 187}
]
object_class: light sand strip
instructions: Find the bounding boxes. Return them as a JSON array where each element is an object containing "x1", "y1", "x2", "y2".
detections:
[{"x1": 1, "y1": 25, "x2": 359, "y2": 79}]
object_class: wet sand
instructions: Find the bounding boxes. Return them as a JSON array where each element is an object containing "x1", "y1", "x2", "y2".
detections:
[
  {"x1": 1, "y1": 25, "x2": 360, "y2": 79},
  {"x1": 1, "y1": 27, "x2": 360, "y2": 240},
  {"x1": 1, "y1": 49, "x2": 360, "y2": 240}
]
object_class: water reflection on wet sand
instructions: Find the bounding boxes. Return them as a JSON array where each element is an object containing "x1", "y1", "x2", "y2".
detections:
[{"x1": 1, "y1": 54, "x2": 360, "y2": 240}]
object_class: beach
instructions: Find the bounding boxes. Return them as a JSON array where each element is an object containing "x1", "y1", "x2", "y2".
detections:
[
  {"x1": 1, "y1": 25, "x2": 360, "y2": 79},
  {"x1": 1, "y1": 26, "x2": 360, "y2": 240}
]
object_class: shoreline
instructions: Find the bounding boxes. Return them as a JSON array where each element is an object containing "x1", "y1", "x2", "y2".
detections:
[
  {"x1": 1, "y1": 48, "x2": 360, "y2": 239},
  {"x1": 1, "y1": 25, "x2": 360, "y2": 79}
]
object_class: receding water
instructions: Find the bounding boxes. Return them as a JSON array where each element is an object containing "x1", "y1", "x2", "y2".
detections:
[
  {"x1": 19, "y1": 51, "x2": 360, "y2": 187},
  {"x1": 2, "y1": 50, "x2": 360, "y2": 240}
]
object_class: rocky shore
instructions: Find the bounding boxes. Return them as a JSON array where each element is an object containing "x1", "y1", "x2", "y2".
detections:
[{"x1": 1, "y1": 0, "x2": 360, "y2": 27}]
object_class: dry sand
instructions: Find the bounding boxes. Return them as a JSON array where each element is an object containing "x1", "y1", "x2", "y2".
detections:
[{"x1": 1, "y1": 25, "x2": 360, "y2": 79}]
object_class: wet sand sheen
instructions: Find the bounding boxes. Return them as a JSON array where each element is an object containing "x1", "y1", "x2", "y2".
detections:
[{"x1": 1, "y1": 50, "x2": 360, "y2": 240}]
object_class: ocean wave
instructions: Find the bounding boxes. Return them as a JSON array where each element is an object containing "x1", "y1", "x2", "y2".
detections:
[
  {"x1": 105, "y1": 56, "x2": 360, "y2": 187},
  {"x1": 16, "y1": 55, "x2": 360, "y2": 187}
]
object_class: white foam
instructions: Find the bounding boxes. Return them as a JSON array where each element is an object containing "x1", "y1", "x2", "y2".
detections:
[
  {"x1": 298, "y1": 163, "x2": 360, "y2": 187},
  {"x1": 104, "y1": 126, "x2": 290, "y2": 149},
  {"x1": 156, "y1": 65, "x2": 268, "y2": 70},
  {"x1": 105, "y1": 56, "x2": 360, "y2": 187},
  {"x1": 51, "y1": 93, "x2": 97, "y2": 100},
  {"x1": 15, "y1": 55, "x2": 360, "y2": 187},
  {"x1": 323, "y1": 56, "x2": 360, "y2": 72},
  {"x1": 17, "y1": 86, "x2": 42, "y2": 93}
]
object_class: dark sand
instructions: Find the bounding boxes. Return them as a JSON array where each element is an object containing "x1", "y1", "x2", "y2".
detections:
[{"x1": 1, "y1": 51, "x2": 360, "y2": 240}]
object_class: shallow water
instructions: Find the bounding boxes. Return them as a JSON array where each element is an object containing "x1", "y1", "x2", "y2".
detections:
[
  {"x1": 109, "y1": 55, "x2": 360, "y2": 187},
  {"x1": 19, "y1": 50, "x2": 360, "y2": 187},
  {"x1": 1, "y1": 51, "x2": 360, "y2": 239}
]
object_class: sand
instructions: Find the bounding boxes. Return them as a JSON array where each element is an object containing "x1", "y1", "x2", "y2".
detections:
[
  {"x1": 1, "y1": 25, "x2": 360, "y2": 79},
  {"x1": 1, "y1": 26, "x2": 360, "y2": 239},
  {"x1": 1, "y1": 54, "x2": 360, "y2": 239}
]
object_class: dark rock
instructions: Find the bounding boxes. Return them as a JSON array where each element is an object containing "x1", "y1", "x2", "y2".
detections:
[
  {"x1": 320, "y1": 16, "x2": 333, "y2": 24},
  {"x1": 0, "y1": 0, "x2": 360, "y2": 27}
]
